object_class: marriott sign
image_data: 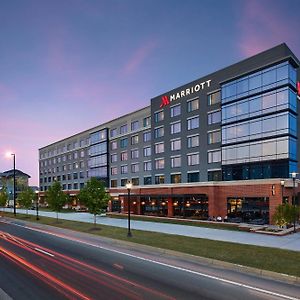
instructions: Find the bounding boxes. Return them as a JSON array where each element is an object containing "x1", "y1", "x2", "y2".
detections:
[{"x1": 160, "y1": 79, "x2": 212, "y2": 108}]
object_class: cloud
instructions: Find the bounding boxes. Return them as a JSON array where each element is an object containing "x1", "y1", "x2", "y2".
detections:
[
  {"x1": 121, "y1": 39, "x2": 158, "y2": 75},
  {"x1": 237, "y1": 0, "x2": 296, "y2": 57}
]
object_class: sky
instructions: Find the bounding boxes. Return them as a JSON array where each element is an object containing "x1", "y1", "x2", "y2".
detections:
[{"x1": 0, "y1": 0, "x2": 299, "y2": 186}]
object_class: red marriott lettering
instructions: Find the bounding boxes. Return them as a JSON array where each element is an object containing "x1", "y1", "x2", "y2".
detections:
[
  {"x1": 160, "y1": 79, "x2": 211, "y2": 108},
  {"x1": 297, "y1": 81, "x2": 300, "y2": 96},
  {"x1": 160, "y1": 95, "x2": 170, "y2": 108}
]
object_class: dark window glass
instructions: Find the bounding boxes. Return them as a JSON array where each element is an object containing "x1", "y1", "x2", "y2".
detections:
[{"x1": 187, "y1": 172, "x2": 199, "y2": 183}]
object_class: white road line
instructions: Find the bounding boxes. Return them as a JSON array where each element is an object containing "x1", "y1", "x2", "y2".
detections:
[
  {"x1": 34, "y1": 247, "x2": 55, "y2": 257},
  {"x1": 7, "y1": 221, "x2": 300, "y2": 300}
]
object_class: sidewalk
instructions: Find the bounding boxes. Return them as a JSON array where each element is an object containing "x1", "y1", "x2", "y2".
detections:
[{"x1": 4, "y1": 208, "x2": 300, "y2": 252}]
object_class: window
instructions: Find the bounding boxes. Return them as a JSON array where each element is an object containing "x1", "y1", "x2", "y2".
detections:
[
  {"x1": 111, "y1": 180, "x2": 117, "y2": 188},
  {"x1": 131, "y1": 163, "x2": 139, "y2": 173},
  {"x1": 121, "y1": 179, "x2": 127, "y2": 186},
  {"x1": 187, "y1": 116, "x2": 199, "y2": 130},
  {"x1": 90, "y1": 130, "x2": 107, "y2": 144},
  {"x1": 120, "y1": 124, "x2": 128, "y2": 134},
  {"x1": 79, "y1": 161, "x2": 84, "y2": 168},
  {"x1": 88, "y1": 155, "x2": 107, "y2": 167},
  {"x1": 120, "y1": 138, "x2": 128, "y2": 148},
  {"x1": 187, "y1": 98, "x2": 199, "y2": 112},
  {"x1": 208, "y1": 170, "x2": 222, "y2": 181},
  {"x1": 187, "y1": 135, "x2": 199, "y2": 148},
  {"x1": 154, "y1": 110, "x2": 164, "y2": 122},
  {"x1": 171, "y1": 174, "x2": 181, "y2": 183},
  {"x1": 111, "y1": 167, "x2": 118, "y2": 175},
  {"x1": 171, "y1": 156, "x2": 181, "y2": 168},
  {"x1": 154, "y1": 126, "x2": 164, "y2": 138},
  {"x1": 79, "y1": 172, "x2": 84, "y2": 179},
  {"x1": 110, "y1": 128, "x2": 117, "y2": 138},
  {"x1": 188, "y1": 172, "x2": 199, "y2": 183},
  {"x1": 132, "y1": 178, "x2": 139, "y2": 185},
  {"x1": 80, "y1": 150, "x2": 85, "y2": 158},
  {"x1": 155, "y1": 142, "x2": 164, "y2": 154},
  {"x1": 121, "y1": 165, "x2": 128, "y2": 174},
  {"x1": 131, "y1": 149, "x2": 139, "y2": 159},
  {"x1": 131, "y1": 120, "x2": 139, "y2": 131},
  {"x1": 144, "y1": 176, "x2": 152, "y2": 185},
  {"x1": 187, "y1": 153, "x2": 199, "y2": 166},
  {"x1": 208, "y1": 91, "x2": 221, "y2": 105},
  {"x1": 208, "y1": 110, "x2": 221, "y2": 125},
  {"x1": 111, "y1": 141, "x2": 117, "y2": 150},
  {"x1": 155, "y1": 175, "x2": 165, "y2": 184},
  {"x1": 208, "y1": 150, "x2": 221, "y2": 163},
  {"x1": 143, "y1": 146, "x2": 151, "y2": 157},
  {"x1": 131, "y1": 135, "x2": 139, "y2": 145},
  {"x1": 111, "y1": 153, "x2": 117, "y2": 163},
  {"x1": 90, "y1": 143, "x2": 107, "y2": 156},
  {"x1": 120, "y1": 151, "x2": 128, "y2": 161},
  {"x1": 170, "y1": 105, "x2": 181, "y2": 117},
  {"x1": 143, "y1": 131, "x2": 151, "y2": 142},
  {"x1": 208, "y1": 130, "x2": 221, "y2": 144},
  {"x1": 155, "y1": 158, "x2": 165, "y2": 169},
  {"x1": 171, "y1": 139, "x2": 181, "y2": 151},
  {"x1": 73, "y1": 173, "x2": 78, "y2": 180},
  {"x1": 171, "y1": 121, "x2": 181, "y2": 134},
  {"x1": 144, "y1": 161, "x2": 152, "y2": 171},
  {"x1": 143, "y1": 116, "x2": 151, "y2": 127}
]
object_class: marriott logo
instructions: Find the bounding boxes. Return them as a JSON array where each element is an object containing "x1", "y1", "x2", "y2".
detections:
[{"x1": 160, "y1": 79, "x2": 211, "y2": 108}]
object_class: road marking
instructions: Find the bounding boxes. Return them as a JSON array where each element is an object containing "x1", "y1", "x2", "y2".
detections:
[
  {"x1": 6, "y1": 221, "x2": 299, "y2": 300},
  {"x1": 34, "y1": 248, "x2": 55, "y2": 257}
]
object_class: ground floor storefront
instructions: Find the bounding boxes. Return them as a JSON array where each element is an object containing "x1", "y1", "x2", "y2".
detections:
[{"x1": 109, "y1": 179, "x2": 299, "y2": 224}]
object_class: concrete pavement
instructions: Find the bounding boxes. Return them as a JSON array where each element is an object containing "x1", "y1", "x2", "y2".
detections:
[{"x1": 3, "y1": 208, "x2": 300, "y2": 252}]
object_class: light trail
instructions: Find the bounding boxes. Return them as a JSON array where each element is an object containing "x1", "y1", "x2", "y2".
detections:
[
  {"x1": 0, "y1": 231, "x2": 175, "y2": 300},
  {"x1": 0, "y1": 246, "x2": 91, "y2": 300}
]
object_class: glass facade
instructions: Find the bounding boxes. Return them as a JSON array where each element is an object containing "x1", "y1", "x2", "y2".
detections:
[{"x1": 221, "y1": 61, "x2": 298, "y2": 180}]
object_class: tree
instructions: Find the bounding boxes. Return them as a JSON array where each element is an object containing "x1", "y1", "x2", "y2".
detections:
[
  {"x1": 18, "y1": 187, "x2": 35, "y2": 215},
  {"x1": 0, "y1": 186, "x2": 9, "y2": 213},
  {"x1": 45, "y1": 181, "x2": 69, "y2": 222},
  {"x1": 272, "y1": 203, "x2": 300, "y2": 228},
  {"x1": 77, "y1": 178, "x2": 111, "y2": 227}
]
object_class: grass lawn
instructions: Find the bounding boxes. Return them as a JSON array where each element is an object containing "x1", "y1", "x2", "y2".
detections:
[{"x1": 2, "y1": 212, "x2": 300, "y2": 277}]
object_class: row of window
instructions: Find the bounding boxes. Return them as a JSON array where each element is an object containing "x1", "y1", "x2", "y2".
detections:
[
  {"x1": 110, "y1": 170, "x2": 222, "y2": 187},
  {"x1": 221, "y1": 61, "x2": 297, "y2": 103},
  {"x1": 110, "y1": 116, "x2": 151, "y2": 138},
  {"x1": 111, "y1": 151, "x2": 221, "y2": 175},
  {"x1": 222, "y1": 87, "x2": 297, "y2": 124},
  {"x1": 40, "y1": 151, "x2": 86, "y2": 167},
  {"x1": 40, "y1": 138, "x2": 89, "y2": 159},
  {"x1": 154, "y1": 91, "x2": 221, "y2": 123},
  {"x1": 40, "y1": 161, "x2": 86, "y2": 175},
  {"x1": 222, "y1": 137, "x2": 296, "y2": 165},
  {"x1": 90, "y1": 129, "x2": 107, "y2": 145},
  {"x1": 222, "y1": 112, "x2": 297, "y2": 145},
  {"x1": 40, "y1": 171, "x2": 86, "y2": 183},
  {"x1": 40, "y1": 182, "x2": 85, "y2": 191}
]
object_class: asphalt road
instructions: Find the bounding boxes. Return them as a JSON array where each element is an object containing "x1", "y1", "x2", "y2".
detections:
[{"x1": 0, "y1": 219, "x2": 299, "y2": 300}]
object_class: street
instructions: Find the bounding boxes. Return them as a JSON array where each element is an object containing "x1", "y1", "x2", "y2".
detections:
[{"x1": 0, "y1": 219, "x2": 299, "y2": 300}]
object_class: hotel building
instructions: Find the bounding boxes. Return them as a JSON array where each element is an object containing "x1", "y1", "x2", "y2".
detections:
[{"x1": 39, "y1": 43, "x2": 300, "y2": 224}]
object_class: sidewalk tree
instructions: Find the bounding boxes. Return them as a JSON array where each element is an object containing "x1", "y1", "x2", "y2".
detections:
[
  {"x1": 272, "y1": 203, "x2": 300, "y2": 228},
  {"x1": 45, "y1": 181, "x2": 69, "y2": 222},
  {"x1": 0, "y1": 186, "x2": 8, "y2": 212},
  {"x1": 77, "y1": 178, "x2": 111, "y2": 227},
  {"x1": 18, "y1": 187, "x2": 35, "y2": 215}
]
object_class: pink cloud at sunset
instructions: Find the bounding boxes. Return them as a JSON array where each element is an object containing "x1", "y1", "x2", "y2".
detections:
[{"x1": 237, "y1": 0, "x2": 299, "y2": 57}]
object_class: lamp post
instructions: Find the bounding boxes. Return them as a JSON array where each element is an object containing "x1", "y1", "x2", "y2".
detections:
[
  {"x1": 126, "y1": 180, "x2": 132, "y2": 237},
  {"x1": 280, "y1": 180, "x2": 285, "y2": 204},
  {"x1": 10, "y1": 153, "x2": 16, "y2": 217},
  {"x1": 291, "y1": 172, "x2": 297, "y2": 233},
  {"x1": 35, "y1": 190, "x2": 39, "y2": 220}
]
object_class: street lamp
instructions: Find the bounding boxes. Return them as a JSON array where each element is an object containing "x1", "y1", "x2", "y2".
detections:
[
  {"x1": 280, "y1": 180, "x2": 285, "y2": 204},
  {"x1": 6, "y1": 152, "x2": 16, "y2": 216},
  {"x1": 126, "y1": 180, "x2": 132, "y2": 237},
  {"x1": 291, "y1": 172, "x2": 298, "y2": 233},
  {"x1": 35, "y1": 190, "x2": 39, "y2": 220}
]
